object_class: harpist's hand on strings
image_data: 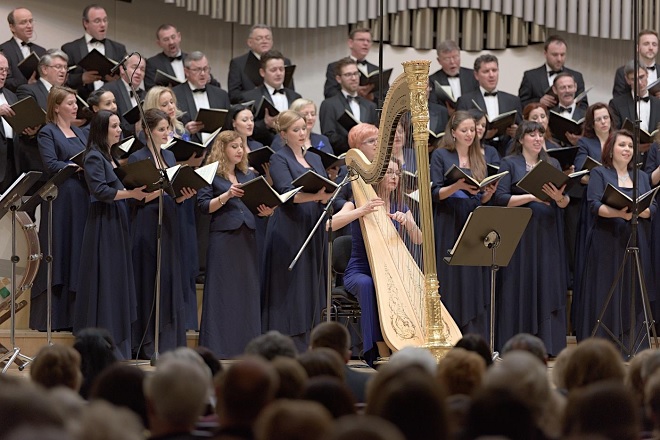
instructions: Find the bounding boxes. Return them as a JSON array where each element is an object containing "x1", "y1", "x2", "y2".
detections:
[
  {"x1": 388, "y1": 211, "x2": 407, "y2": 225},
  {"x1": 359, "y1": 197, "x2": 385, "y2": 215}
]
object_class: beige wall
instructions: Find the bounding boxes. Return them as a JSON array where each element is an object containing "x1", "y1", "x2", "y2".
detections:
[{"x1": 0, "y1": 1, "x2": 641, "y2": 111}]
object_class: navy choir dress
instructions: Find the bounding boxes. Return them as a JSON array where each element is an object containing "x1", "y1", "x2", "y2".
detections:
[
  {"x1": 178, "y1": 195, "x2": 198, "y2": 330},
  {"x1": 644, "y1": 143, "x2": 660, "y2": 310},
  {"x1": 75, "y1": 149, "x2": 137, "y2": 359},
  {"x1": 261, "y1": 146, "x2": 328, "y2": 351},
  {"x1": 128, "y1": 147, "x2": 186, "y2": 357},
  {"x1": 492, "y1": 155, "x2": 568, "y2": 355},
  {"x1": 31, "y1": 123, "x2": 88, "y2": 331},
  {"x1": 483, "y1": 144, "x2": 501, "y2": 167},
  {"x1": 197, "y1": 169, "x2": 261, "y2": 358},
  {"x1": 574, "y1": 166, "x2": 656, "y2": 344},
  {"x1": 271, "y1": 132, "x2": 333, "y2": 153},
  {"x1": 430, "y1": 147, "x2": 491, "y2": 340},
  {"x1": 246, "y1": 138, "x2": 270, "y2": 262}
]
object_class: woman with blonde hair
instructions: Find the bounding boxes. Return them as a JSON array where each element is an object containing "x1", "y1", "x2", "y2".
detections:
[
  {"x1": 197, "y1": 130, "x2": 273, "y2": 357},
  {"x1": 271, "y1": 98, "x2": 333, "y2": 154},
  {"x1": 261, "y1": 110, "x2": 332, "y2": 351},
  {"x1": 142, "y1": 86, "x2": 187, "y2": 138}
]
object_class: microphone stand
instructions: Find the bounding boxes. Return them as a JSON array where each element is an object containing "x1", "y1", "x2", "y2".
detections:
[{"x1": 120, "y1": 54, "x2": 171, "y2": 365}]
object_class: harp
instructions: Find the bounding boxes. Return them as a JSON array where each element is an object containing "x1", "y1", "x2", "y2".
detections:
[{"x1": 345, "y1": 61, "x2": 461, "y2": 359}]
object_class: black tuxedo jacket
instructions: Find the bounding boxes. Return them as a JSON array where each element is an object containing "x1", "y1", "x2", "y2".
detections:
[
  {"x1": 144, "y1": 51, "x2": 221, "y2": 91},
  {"x1": 319, "y1": 93, "x2": 379, "y2": 155},
  {"x1": 0, "y1": 88, "x2": 19, "y2": 189},
  {"x1": 428, "y1": 67, "x2": 479, "y2": 107},
  {"x1": 323, "y1": 58, "x2": 390, "y2": 106},
  {"x1": 103, "y1": 79, "x2": 144, "y2": 137},
  {"x1": 429, "y1": 102, "x2": 449, "y2": 135},
  {"x1": 172, "y1": 82, "x2": 230, "y2": 143},
  {"x1": 518, "y1": 65, "x2": 587, "y2": 110},
  {"x1": 241, "y1": 85, "x2": 301, "y2": 146},
  {"x1": 15, "y1": 81, "x2": 49, "y2": 177},
  {"x1": 227, "y1": 51, "x2": 294, "y2": 104},
  {"x1": 61, "y1": 36, "x2": 127, "y2": 100},
  {"x1": 0, "y1": 38, "x2": 47, "y2": 92},
  {"x1": 16, "y1": 80, "x2": 49, "y2": 109},
  {"x1": 609, "y1": 93, "x2": 660, "y2": 133},
  {"x1": 612, "y1": 63, "x2": 660, "y2": 98}
]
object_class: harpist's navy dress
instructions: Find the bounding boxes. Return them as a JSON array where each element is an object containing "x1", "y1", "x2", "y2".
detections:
[
  {"x1": 574, "y1": 166, "x2": 656, "y2": 343},
  {"x1": 128, "y1": 147, "x2": 186, "y2": 357},
  {"x1": 261, "y1": 146, "x2": 327, "y2": 350},
  {"x1": 430, "y1": 148, "x2": 491, "y2": 340},
  {"x1": 75, "y1": 149, "x2": 137, "y2": 359},
  {"x1": 31, "y1": 123, "x2": 88, "y2": 331},
  {"x1": 197, "y1": 170, "x2": 261, "y2": 358},
  {"x1": 492, "y1": 155, "x2": 568, "y2": 355}
]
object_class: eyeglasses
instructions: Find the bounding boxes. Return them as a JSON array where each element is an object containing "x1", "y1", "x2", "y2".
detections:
[
  {"x1": 362, "y1": 137, "x2": 378, "y2": 146},
  {"x1": 594, "y1": 115, "x2": 610, "y2": 123},
  {"x1": 187, "y1": 67, "x2": 210, "y2": 74},
  {"x1": 47, "y1": 64, "x2": 68, "y2": 71},
  {"x1": 341, "y1": 71, "x2": 360, "y2": 78},
  {"x1": 385, "y1": 169, "x2": 401, "y2": 177},
  {"x1": 0, "y1": 67, "x2": 9, "y2": 74}
]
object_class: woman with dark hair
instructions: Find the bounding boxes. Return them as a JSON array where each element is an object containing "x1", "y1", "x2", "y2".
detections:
[
  {"x1": 128, "y1": 108, "x2": 195, "y2": 358},
  {"x1": 575, "y1": 103, "x2": 616, "y2": 170},
  {"x1": 492, "y1": 120, "x2": 569, "y2": 356},
  {"x1": 504, "y1": 103, "x2": 560, "y2": 154},
  {"x1": 225, "y1": 104, "x2": 264, "y2": 152},
  {"x1": 197, "y1": 130, "x2": 273, "y2": 358},
  {"x1": 31, "y1": 86, "x2": 89, "y2": 332},
  {"x1": 74, "y1": 110, "x2": 147, "y2": 361},
  {"x1": 430, "y1": 110, "x2": 497, "y2": 340},
  {"x1": 574, "y1": 130, "x2": 655, "y2": 343},
  {"x1": 79, "y1": 89, "x2": 118, "y2": 132}
]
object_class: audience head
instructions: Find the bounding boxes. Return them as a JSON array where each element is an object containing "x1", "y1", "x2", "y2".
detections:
[
  {"x1": 563, "y1": 381, "x2": 639, "y2": 440},
  {"x1": 38, "y1": 49, "x2": 69, "y2": 87},
  {"x1": 247, "y1": 24, "x2": 274, "y2": 56},
  {"x1": 623, "y1": 59, "x2": 649, "y2": 95},
  {"x1": 195, "y1": 346, "x2": 223, "y2": 378},
  {"x1": 89, "y1": 363, "x2": 148, "y2": 428},
  {"x1": 254, "y1": 400, "x2": 333, "y2": 440},
  {"x1": 501, "y1": 333, "x2": 548, "y2": 364},
  {"x1": 388, "y1": 346, "x2": 438, "y2": 375},
  {"x1": 348, "y1": 27, "x2": 373, "y2": 61},
  {"x1": 552, "y1": 345, "x2": 575, "y2": 392},
  {"x1": 82, "y1": 4, "x2": 108, "y2": 41},
  {"x1": 437, "y1": 347, "x2": 486, "y2": 396},
  {"x1": 0, "y1": 380, "x2": 66, "y2": 439},
  {"x1": 601, "y1": 129, "x2": 634, "y2": 169},
  {"x1": 77, "y1": 400, "x2": 144, "y2": 440},
  {"x1": 214, "y1": 356, "x2": 279, "y2": 427},
  {"x1": 454, "y1": 333, "x2": 493, "y2": 366},
  {"x1": 436, "y1": 40, "x2": 461, "y2": 77},
  {"x1": 638, "y1": 29, "x2": 659, "y2": 64},
  {"x1": 156, "y1": 24, "x2": 182, "y2": 58},
  {"x1": 30, "y1": 344, "x2": 82, "y2": 392},
  {"x1": 320, "y1": 415, "x2": 405, "y2": 440},
  {"x1": 7, "y1": 8, "x2": 34, "y2": 42},
  {"x1": 473, "y1": 54, "x2": 499, "y2": 92},
  {"x1": 46, "y1": 86, "x2": 78, "y2": 125},
  {"x1": 544, "y1": 35, "x2": 568, "y2": 71},
  {"x1": 562, "y1": 337, "x2": 626, "y2": 392},
  {"x1": 310, "y1": 321, "x2": 351, "y2": 363},
  {"x1": 184, "y1": 51, "x2": 211, "y2": 88},
  {"x1": 245, "y1": 330, "x2": 298, "y2": 360},
  {"x1": 87, "y1": 88, "x2": 117, "y2": 114},
  {"x1": 334, "y1": 57, "x2": 360, "y2": 95},
  {"x1": 271, "y1": 356, "x2": 309, "y2": 399},
  {"x1": 625, "y1": 348, "x2": 655, "y2": 407},
  {"x1": 73, "y1": 327, "x2": 117, "y2": 399},
  {"x1": 582, "y1": 102, "x2": 614, "y2": 138},
  {"x1": 297, "y1": 347, "x2": 345, "y2": 380},
  {"x1": 347, "y1": 123, "x2": 379, "y2": 161},
  {"x1": 290, "y1": 98, "x2": 318, "y2": 134},
  {"x1": 119, "y1": 53, "x2": 146, "y2": 88},
  {"x1": 645, "y1": 368, "x2": 660, "y2": 430},
  {"x1": 259, "y1": 50, "x2": 286, "y2": 89},
  {"x1": 303, "y1": 376, "x2": 356, "y2": 419}
]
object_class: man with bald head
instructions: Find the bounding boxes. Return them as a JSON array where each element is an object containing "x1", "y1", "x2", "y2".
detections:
[{"x1": 0, "y1": 8, "x2": 47, "y2": 92}]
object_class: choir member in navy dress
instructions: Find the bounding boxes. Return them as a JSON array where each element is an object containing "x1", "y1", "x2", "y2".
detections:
[
  {"x1": 128, "y1": 109, "x2": 195, "y2": 358},
  {"x1": 469, "y1": 109, "x2": 501, "y2": 167},
  {"x1": 197, "y1": 130, "x2": 274, "y2": 358},
  {"x1": 644, "y1": 136, "x2": 660, "y2": 326},
  {"x1": 430, "y1": 111, "x2": 498, "y2": 340},
  {"x1": 75, "y1": 111, "x2": 149, "y2": 359},
  {"x1": 81, "y1": 89, "x2": 118, "y2": 137},
  {"x1": 143, "y1": 86, "x2": 202, "y2": 330},
  {"x1": 574, "y1": 130, "x2": 656, "y2": 344},
  {"x1": 492, "y1": 121, "x2": 569, "y2": 355},
  {"x1": 271, "y1": 99, "x2": 334, "y2": 154},
  {"x1": 261, "y1": 110, "x2": 333, "y2": 351},
  {"x1": 504, "y1": 103, "x2": 560, "y2": 155},
  {"x1": 30, "y1": 86, "x2": 89, "y2": 331},
  {"x1": 391, "y1": 119, "x2": 417, "y2": 174}
]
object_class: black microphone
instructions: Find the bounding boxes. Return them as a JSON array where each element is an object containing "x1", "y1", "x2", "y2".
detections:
[{"x1": 110, "y1": 52, "x2": 136, "y2": 75}]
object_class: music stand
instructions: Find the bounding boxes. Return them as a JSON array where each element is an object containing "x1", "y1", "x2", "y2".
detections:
[
  {"x1": 20, "y1": 164, "x2": 79, "y2": 347},
  {"x1": 0, "y1": 171, "x2": 43, "y2": 372},
  {"x1": 444, "y1": 206, "x2": 532, "y2": 357}
]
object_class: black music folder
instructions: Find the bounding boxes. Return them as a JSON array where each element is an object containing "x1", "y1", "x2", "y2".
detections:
[
  {"x1": 195, "y1": 108, "x2": 228, "y2": 133},
  {"x1": 291, "y1": 170, "x2": 338, "y2": 193},
  {"x1": 337, "y1": 110, "x2": 360, "y2": 132},
  {"x1": 254, "y1": 96, "x2": 279, "y2": 119},
  {"x1": 547, "y1": 146, "x2": 579, "y2": 171},
  {"x1": 486, "y1": 110, "x2": 518, "y2": 137},
  {"x1": 247, "y1": 146, "x2": 276, "y2": 176},
  {"x1": 154, "y1": 69, "x2": 183, "y2": 87},
  {"x1": 122, "y1": 104, "x2": 141, "y2": 125},
  {"x1": 601, "y1": 184, "x2": 660, "y2": 212},
  {"x1": 76, "y1": 49, "x2": 118, "y2": 77},
  {"x1": 444, "y1": 165, "x2": 508, "y2": 190},
  {"x1": 283, "y1": 65, "x2": 296, "y2": 89},
  {"x1": 165, "y1": 161, "x2": 218, "y2": 198},
  {"x1": 17, "y1": 52, "x2": 40, "y2": 80},
  {"x1": 5, "y1": 96, "x2": 46, "y2": 133},
  {"x1": 433, "y1": 80, "x2": 457, "y2": 105},
  {"x1": 359, "y1": 68, "x2": 393, "y2": 87},
  {"x1": 622, "y1": 118, "x2": 658, "y2": 144},
  {"x1": 516, "y1": 160, "x2": 588, "y2": 202},
  {"x1": 2, "y1": 171, "x2": 43, "y2": 217},
  {"x1": 114, "y1": 159, "x2": 170, "y2": 194},
  {"x1": 238, "y1": 175, "x2": 302, "y2": 214},
  {"x1": 581, "y1": 156, "x2": 602, "y2": 171},
  {"x1": 113, "y1": 136, "x2": 142, "y2": 159},
  {"x1": 548, "y1": 111, "x2": 584, "y2": 146},
  {"x1": 160, "y1": 128, "x2": 221, "y2": 161},
  {"x1": 304, "y1": 148, "x2": 345, "y2": 169}
]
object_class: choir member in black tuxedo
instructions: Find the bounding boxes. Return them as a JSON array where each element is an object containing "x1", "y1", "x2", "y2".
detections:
[
  {"x1": 241, "y1": 50, "x2": 301, "y2": 147},
  {"x1": 430, "y1": 111, "x2": 498, "y2": 341},
  {"x1": 550, "y1": 73, "x2": 587, "y2": 146},
  {"x1": 261, "y1": 110, "x2": 332, "y2": 351},
  {"x1": 16, "y1": 49, "x2": 68, "y2": 181},
  {"x1": 61, "y1": 5, "x2": 126, "y2": 100},
  {"x1": 0, "y1": 8, "x2": 46, "y2": 92},
  {"x1": 518, "y1": 35, "x2": 587, "y2": 111},
  {"x1": 227, "y1": 24, "x2": 294, "y2": 104},
  {"x1": 323, "y1": 28, "x2": 389, "y2": 106},
  {"x1": 492, "y1": 121, "x2": 569, "y2": 356},
  {"x1": 574, "y1": 130, "x2": 656, "y2": 343},
  {"x1": 172, "y1": 51, "x2": 230, "y2": 144},
  {"x1": 0, "y1": 53, "x2": 21, "y2": 193},
  {"x1": 613, "y1": 30, "x2": 660, "y2": 98},
  {"x1": 609, "y1": 60, "x2": 660, "y2": 136},
  {"x1": 30, "y1": 86, "x2": 89, "y2": 331},
  {"x1": 145, "y1": 24, "x2": 186, "y2": 90},
  {"x1": 128, "y1": 109, "x2": 194, "y2": 358},
  {"x1": 271, "y1": 98, "x2": 333, "y2": 155},
  {"x1": 102, "y1": 53, "x2": 145, "y2": 137},
  {"x1": 428, "y1": 40, "x2": 479, "y2": 111},
  {"x1": 75, "y1": 110, "x2": 148, "y2": 360},
  {"x1": 456, "y1": 54, "x2": 522, "y2": 156},
  {"x1": 197, "y1": 130, "x2": 274, "y2": 358},
  {"x1": 319, "y1": 58, "x2": 379, "y2": 155}
]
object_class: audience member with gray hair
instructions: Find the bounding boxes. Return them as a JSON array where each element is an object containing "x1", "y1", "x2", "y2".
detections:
[
  {"x1": 501, "y1": 333, "x2": 548, "y2": 365},
  {"x1": 244, "y1": 330, "x2": 298, "y2": 360}
]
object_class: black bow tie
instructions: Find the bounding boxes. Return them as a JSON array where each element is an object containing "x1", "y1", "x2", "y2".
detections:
[
  {"x1": 167, "y1": 54, "x2": 183, "y2": 62},
  {"x1": 192, "y1": 88, "x2": 206, "y2": 93},
  {"x1": 637, "y1": 95, "x2": 651, "y2": 102},
  {"x1": 20, "y1": 41, "x2": 32, "y2": 47},
  {"x1": 548, "y1": 69, "x2": 563, "y2": 76},
  {"x1": 558, "y1": 106, "x2": 572, "y2": 113},
  {"x1": 272, "y1": 89, "x2": 285, "y2": 95},
  {"x1": 648, "y1": 65, "x2": 656, "y2": 71},
  {"x1": 346, "y1": 95, "x2": 358, "y2": 102},
  {"x1": 446, "y1": 73, "x2": 460, "y2": 78},
  {"x1": 89, "y1": 37, "x2": 105, "y2": 44},
  {"x1": 483, "y1": 91, "x2": 498, "y2": 97},
  {"x1": 356, "y1": 59, "x2": 368, "y2": 66}
]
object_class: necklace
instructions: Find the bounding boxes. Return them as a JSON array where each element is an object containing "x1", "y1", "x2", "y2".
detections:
[{"x1": 618, "y1": 173, "x2": 630, "y2": 184}]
